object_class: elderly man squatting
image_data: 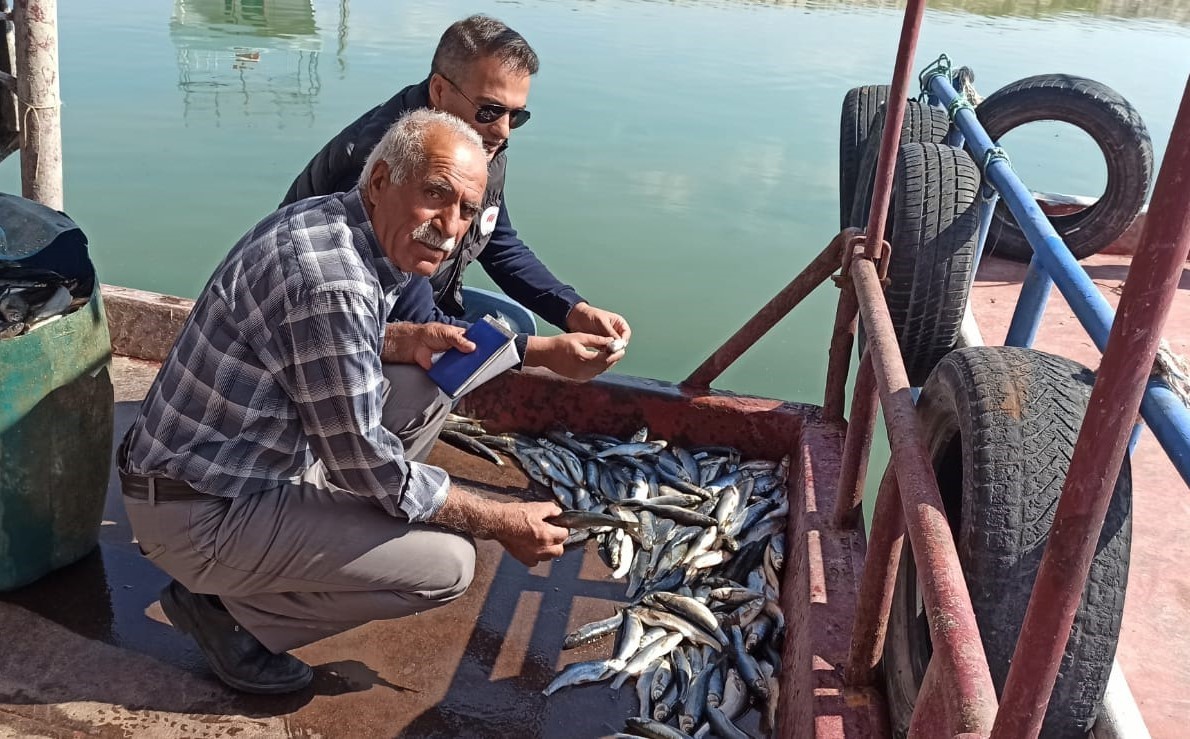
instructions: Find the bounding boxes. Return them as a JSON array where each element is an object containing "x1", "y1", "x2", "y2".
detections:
[{"x1": 118, "y1": 109, "x2": 568, "y2": 695}]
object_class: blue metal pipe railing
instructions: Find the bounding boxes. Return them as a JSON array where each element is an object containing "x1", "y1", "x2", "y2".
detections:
[
  {"x1": 1004, "y1": 259, "x2": 1053, "y2": 348},
  {"x1": 927, "y1": 70, "x2": 1190, "y2": 487}
]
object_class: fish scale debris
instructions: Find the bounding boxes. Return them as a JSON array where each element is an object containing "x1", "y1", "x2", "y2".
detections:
[{"x1": 443, "y1": 418, "x2": 789, "y2": 737}]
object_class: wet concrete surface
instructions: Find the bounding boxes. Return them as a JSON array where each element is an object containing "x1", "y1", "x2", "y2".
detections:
[{"x1": 0, "y1": 360, "x2": 739, "y2": 738}]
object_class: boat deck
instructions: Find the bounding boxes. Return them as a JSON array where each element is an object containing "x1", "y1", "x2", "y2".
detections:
[{"x1": 0, "y1": 251, "x2": 1185, "y2": 738}]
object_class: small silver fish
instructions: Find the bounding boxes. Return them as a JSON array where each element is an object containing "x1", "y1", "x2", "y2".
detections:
[{"x1": 541, "y1": 659, "x2": 615, "y2": 696}]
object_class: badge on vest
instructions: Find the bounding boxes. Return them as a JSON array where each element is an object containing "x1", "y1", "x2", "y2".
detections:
[{"x1": 479, "y1": 206, "x2": 500, "y2": 236}]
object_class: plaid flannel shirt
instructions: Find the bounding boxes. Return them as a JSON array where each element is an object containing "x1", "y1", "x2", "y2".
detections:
[{"x1": 120, "y1": 188, "x2": 450, "y2": 522}]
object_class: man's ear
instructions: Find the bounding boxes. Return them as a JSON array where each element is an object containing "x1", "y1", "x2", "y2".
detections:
[
  {"x1": 428, "y1": 73, "x2": 447, "y2": 109},
  {"x1": 369, "y1": 160, "x2": 391, "y2": 195}
]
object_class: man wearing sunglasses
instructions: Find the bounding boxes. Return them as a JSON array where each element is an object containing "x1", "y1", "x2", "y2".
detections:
[{"x1": 282, "y1": 14, "x2": 630, "y2": 382}]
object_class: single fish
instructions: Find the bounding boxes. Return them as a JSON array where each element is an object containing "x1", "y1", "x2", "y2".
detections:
[
  {"x1": 709, "y1": 587, "x2": 765, "y2": 606},
  {"x1": 619, "y1": 631, "x2": 683, "y2": 678},
  {"x1": 704, "y1": 659, "x2": 725, "y2": 708},
  {"x1": 745, "y1": 614, "x2": 774, "y2": 652},
  {"x1": 652, "y1": 678, "x2": 678, "y2": 722},
  {"x1": 645, "y1": 592, "x2": 727, "y2": 645},
  {"x1": 0, "y1": 320, "x2": 24, "y2": 339},
  {"x1": 649, "y1": 657, "x2": 673, "y2": 701},
  {"x1": 635, "y1": 608, "x2": 720, "y2": 651},
  {"x1": 729, "y1": 625, "x2": 769, "y2": 702},
  {"x1": 634, "y1": 503, "x2": 717, "y2": 528},
  {"x1": 625, "y1": 716, "x2": 694, "y2": 739},
  {"x1": 563, "y1": 610, "x2": 623, "y2": 649},
  {"x1": 671, "y1": 646, "x2": 692, "y2": 705},
  {"x1": 26, "y1": 284, "x2": 71, "y2": 323},
  {"x1": 438, "y1": 429, "x2": 504, "y2": 465},
  {"x1": 611, "y1": 611, "x2": 645, "y2": 665},
  {"x1": 548, "y1": 510, "x2": 643, "y2": 543},
  {"x1": 686, "y1": 550, "x2": 729, "y2": 571},
  {"x1": 704, "y1": 705, "x2": 749, "y2": 739},
  {"x1": 542, "y1": 659, "x2": 615, "y2": 696},
  {"x1": 719, "y1": 667, "x2": 748, "y2": 719},
  {"x1": 622, "y1": 493, "x2": 702, "y2": 509},
  {"x1": 596, "y1": 441, "x2": 667, "y2": 459},
  {"x1": 0, "y1": 289, "x2": 28, "y2": 323},
  {"x1": 636, "y1": 664, "x2": 657, "y2": 718},
  {"x1": 442, "y1": 418, "x2": 486, "y2": 435},
  {"x1": 677, "y1": 656, "x2": 715, "y2": 734}
]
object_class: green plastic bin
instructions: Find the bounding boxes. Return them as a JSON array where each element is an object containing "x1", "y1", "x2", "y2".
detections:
[{"x1": 0, "y1": 195, "x2": 113, "y2": 591}]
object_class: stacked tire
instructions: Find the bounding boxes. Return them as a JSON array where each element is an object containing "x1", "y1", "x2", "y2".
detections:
[{"x1": 839, "y1": 87, "x2": 979, "y2": 387}]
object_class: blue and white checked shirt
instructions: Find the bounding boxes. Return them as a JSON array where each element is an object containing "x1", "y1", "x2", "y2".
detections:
[{"x1": 120, "y1": 189, "x2": 450, "y2": 522}]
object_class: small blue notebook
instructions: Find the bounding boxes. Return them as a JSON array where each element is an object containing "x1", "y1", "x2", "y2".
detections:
[{"x1": 427, "y1": 315, "x2": 520, "y2": 399}]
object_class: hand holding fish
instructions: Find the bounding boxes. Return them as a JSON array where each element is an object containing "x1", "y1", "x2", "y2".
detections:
[
  {"x1": 381, "y1": 321, "x2": 475, "y2": 369},
  {"x1": 566, "y1": 302, "x2": 632, "y2": 345},
  {"x1": 524, "y1": 332, "x2": 624, "y2": 381},
  {"x1": 498, "y1": 501, "x2": 571, "y2": 567}
]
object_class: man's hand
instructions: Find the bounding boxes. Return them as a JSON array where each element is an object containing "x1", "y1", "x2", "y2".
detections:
[
  {"x1": 495, "y1": 501, "x2": 569, "y2": 566},
  {"x1": 429, "y1": 490, "x2": 568, "y2": 567},
  {"x1": 524, "y1": 333, "x2": 625, "y2": 381},
  {"x1": 382, "y1": 321, "x2": 475, "y2": 368},
  {"x1": 567, "y1": 302, "x2": 632, "y2": 344}
]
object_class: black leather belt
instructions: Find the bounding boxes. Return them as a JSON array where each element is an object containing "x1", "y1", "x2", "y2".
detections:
[{"x1": 119, "y1": 472, "x2": 213, "y2": 502}]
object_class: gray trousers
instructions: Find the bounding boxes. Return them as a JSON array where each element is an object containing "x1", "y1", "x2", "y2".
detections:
[{"x1": 123, "y1": 364, "x2": 475, "y2": 653}]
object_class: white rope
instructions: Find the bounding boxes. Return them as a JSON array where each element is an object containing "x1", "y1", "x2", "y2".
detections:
[{"x1": 1154, "y1": 339, "x2": 1190, "y2": 407}]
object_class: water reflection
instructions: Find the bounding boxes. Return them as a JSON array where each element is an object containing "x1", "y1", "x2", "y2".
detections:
[
  {"x1": 170, "y1": 0, "x2": 335, "y2": 127},
  {"x1": 641, "y1": 0, "x2": 1190, "y2": 24}
]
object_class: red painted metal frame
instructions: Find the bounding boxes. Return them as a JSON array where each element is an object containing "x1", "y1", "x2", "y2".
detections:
[
  {"x1": 991, "y1": 78, "x2": 1190, "y2": 739},
  {"x1": 851, "y1": 257, "x2": 999, "y2": 734},
  {"x1": 831, "y1": 351, "x2": 879, "y2": 529},
  {"x1": 684, "y1": 230, "x2": 851, "y2": 388},
  {"x1": 822, "y1": 268, "x2": 861, "y2": 420},
  {"x1": 861, "y1": 0, "x2": 927, "y2": 264},
  {"x1": 845, "y1": 464, "x2": 905, "y2": 686}
]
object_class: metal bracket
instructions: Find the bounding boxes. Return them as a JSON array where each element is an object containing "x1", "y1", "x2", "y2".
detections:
[{"x1": 917, "y1": 53, "x2": 952, "y2": 100}]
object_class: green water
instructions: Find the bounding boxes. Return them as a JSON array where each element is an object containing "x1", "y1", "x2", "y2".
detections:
[{"x1": 0, "y1": 0, "x2": 1186, "y2": 403}]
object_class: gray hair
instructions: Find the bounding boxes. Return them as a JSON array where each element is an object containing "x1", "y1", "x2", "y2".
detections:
[
  {"x1": 358, "y1": 108, "x2": 484, "y2": 191},
  {"x1": 431, "y1": 14, "x2": 539, "y2": 83}
]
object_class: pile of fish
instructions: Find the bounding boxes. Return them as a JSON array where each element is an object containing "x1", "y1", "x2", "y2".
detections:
[
  {"x1": 443, "y1": 416, "x2": 789, "y2": 739},
  {"x1": 0, "y1": 261, "x2": 90, "y2": 339}
]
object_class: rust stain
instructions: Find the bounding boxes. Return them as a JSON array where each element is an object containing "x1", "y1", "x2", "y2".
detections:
[{"x1": 1000, "y1": 378, "x2": 1024, "y2": 419}]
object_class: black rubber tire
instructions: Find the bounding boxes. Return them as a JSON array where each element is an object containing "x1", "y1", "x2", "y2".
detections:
[
  {"x1": 976, "y1": 74, "x2": 1153, "y2": 262},
  {"x1": 883, "y1": 346, "x2": 1132, "y2": 738},
  {"x1": 854, "y1": 142, "x2": 981, "y2": 387},
  {"x1": 839, "y1": 85, "x2": 890, "y2": 229},
  {"x1": 848, "y1": 101, "x2": 953, "y2": 230}
]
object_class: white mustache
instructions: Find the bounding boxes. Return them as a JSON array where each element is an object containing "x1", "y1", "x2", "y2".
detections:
[{"x1": 412, "y1": 221, "x2": 456, "y2": 254}]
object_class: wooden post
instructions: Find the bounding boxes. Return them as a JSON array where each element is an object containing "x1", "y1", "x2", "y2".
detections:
[
  {"x1": 13, "y1": 0, "x2": 62, "y2": 210},
  {"x1": 0, "y1": 0, "x2": 19, "y2": 161}
]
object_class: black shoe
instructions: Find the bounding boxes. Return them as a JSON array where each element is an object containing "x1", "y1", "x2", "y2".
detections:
[{"x1": 160, "y1": 579, "x2": 313, "y2": 694}]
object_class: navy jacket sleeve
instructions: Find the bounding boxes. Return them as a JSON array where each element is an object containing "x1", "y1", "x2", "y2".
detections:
[
  {"x1": 387, "y1": 275, "x2": 529, "y2": 367},
  {"x1": 477, "y1": 195, "x2": 585, "y2": 331}
]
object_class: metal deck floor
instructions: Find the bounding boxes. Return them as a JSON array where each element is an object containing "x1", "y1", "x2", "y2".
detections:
[{"x1": 0, "y1": 359, "x2": 656, "y2": 738}]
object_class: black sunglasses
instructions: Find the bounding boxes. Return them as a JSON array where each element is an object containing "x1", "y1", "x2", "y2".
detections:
[{"x1": 441, "y1": 76, "x2": 531, "y2": 130}]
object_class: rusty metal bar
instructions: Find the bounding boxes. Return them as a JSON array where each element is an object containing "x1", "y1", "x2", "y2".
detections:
[
  {"x1": 684, "y1": 232, "x2": 848, "y2": 388},
  {"x1": 991, "y1": 78, "x2": 1190, "y2": 739},
  {"x1": 13, "y1": 0, "x2": 62, "y2": 209},
  {"x1": 908, "y1": 659, "x2": 950, "y2": 738},
  {"x1": 851, "y1": 255, "x2": 998, "y2": 734},
  {"x1": 832, "y1": 350, "x2": 879, "y2": 529},
  {"x1": 845, "y1": 464, "x2": 906, "y2": 685},
  {"x1": 862, "y1": 0, "x2": 929, "y2": 261},
  {"x1": 822, "y1": 277, "x2": 860, "y2": 420}
]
